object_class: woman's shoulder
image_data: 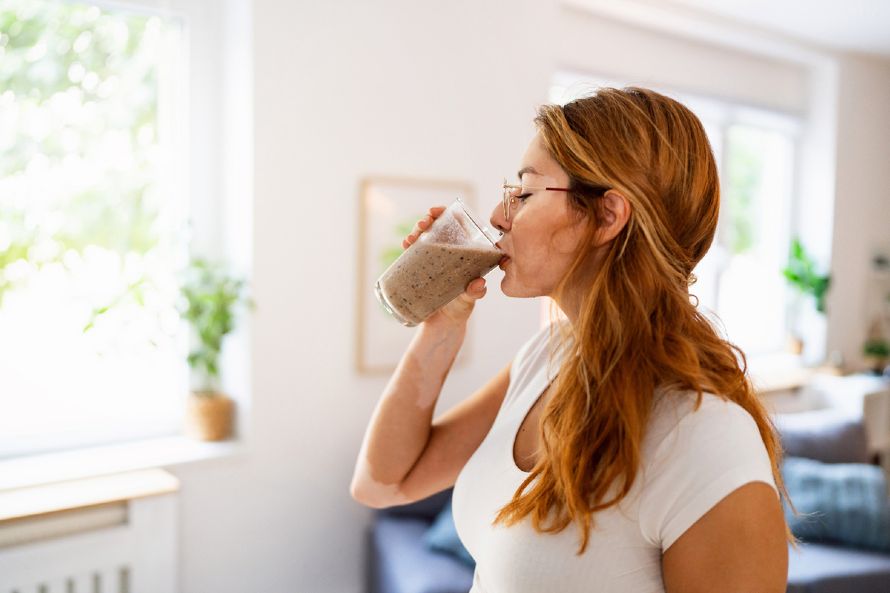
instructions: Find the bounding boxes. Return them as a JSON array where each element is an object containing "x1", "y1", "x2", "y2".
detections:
[
  {"x1": 652, "y1": 386, "x2": 753, "y2": 420},
  {"x1": 637, "y1": 389, "x2": 777, "y2": 549},
  {"x1": 645, "y1": 389, "x2": 762, "y2": 461}
]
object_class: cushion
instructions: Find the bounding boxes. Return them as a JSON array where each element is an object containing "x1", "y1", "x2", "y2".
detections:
[
  {"x1": 782, "y1": 456, "x2": 890, "y2": 552},
  {"x1": 775, "y1": 411, "x2": 869, "y2": 464},
  {"x1": 371, "y1": 514, "x2": 474, "y2": 593},
  {"x1": 423, "y1": 498, "x2": 475, "y2": 567}
]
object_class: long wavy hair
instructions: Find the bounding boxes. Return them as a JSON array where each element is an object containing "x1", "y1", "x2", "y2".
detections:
[{"x1": 491, "y1": 87, "x2": 797, "y2": 554}]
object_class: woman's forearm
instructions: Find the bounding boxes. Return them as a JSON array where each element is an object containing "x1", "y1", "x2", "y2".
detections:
[{"x1": 350, "y1": 321, "x2": 466, "y2": 506}]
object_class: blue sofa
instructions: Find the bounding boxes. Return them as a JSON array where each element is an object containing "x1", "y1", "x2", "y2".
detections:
[
  {"x1": 366, "y1": 414, "x2": 890, "y2": 593},
  {"x1": 779, "y1": 412, "x2": 890, "y2": 593},
  {"x1": 367, "y1": 487, "x2": 471, "y2": 593}
]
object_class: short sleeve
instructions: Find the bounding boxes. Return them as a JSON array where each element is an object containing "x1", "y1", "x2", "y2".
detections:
[{"x1": 637, "y1": 395, "x2": 778, "y2": 551}]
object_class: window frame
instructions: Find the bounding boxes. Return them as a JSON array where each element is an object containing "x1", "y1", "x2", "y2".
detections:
[{"x1": 0, "y1": 0, "x2": 253, "y2": 459}]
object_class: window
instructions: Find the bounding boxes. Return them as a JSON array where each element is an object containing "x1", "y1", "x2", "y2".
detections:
[
  {"x1": 548, "y1": 74, "x2": 803, "y2": 358},
  {"x1": 0, "y1": 0, "x2": 189, "y2": 458},
  {"x1": 709, "y1": 122, "x2": 796, "y2": 355}
]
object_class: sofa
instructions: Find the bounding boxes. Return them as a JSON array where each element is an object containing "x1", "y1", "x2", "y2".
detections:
[
  {"x1": 367, "y1": 486, "x2": 471, "y2": 593},
  {"x1": 366, "y1": 413, "x2": 890, "y2": 593},
  {"x1": 778, "y1": 411, "x2": 890, "y2": 593}
]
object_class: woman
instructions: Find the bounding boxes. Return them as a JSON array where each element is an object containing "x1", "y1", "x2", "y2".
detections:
[{"x1": 351, "y1": 87, "x2": 793, "y2": 592}]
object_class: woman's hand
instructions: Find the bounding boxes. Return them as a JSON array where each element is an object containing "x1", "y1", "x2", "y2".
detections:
[
  {"x1": 400, "y1": 206, "x2": 444, "y2": 249},
  {"x1": 402, "y1": 206, "x2": 488, "y2": 328}
]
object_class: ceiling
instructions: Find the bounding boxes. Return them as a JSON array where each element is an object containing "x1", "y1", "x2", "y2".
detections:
[{"x1": 666, "y1": 0, "x2": 890, "y2": 57}]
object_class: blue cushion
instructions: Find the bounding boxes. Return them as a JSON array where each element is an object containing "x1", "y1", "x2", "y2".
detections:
[
  {"x1": 372, "y1": 514, "x2": 474, "y2": 593},
  {"x1": 422, "y1": 498, "x2": 475, "y2": 567},
  {"x1": 782, "y1": 456, "x2": 890, "y2": 552}
]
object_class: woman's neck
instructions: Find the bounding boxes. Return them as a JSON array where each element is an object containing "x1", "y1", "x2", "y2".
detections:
[{"x1": 551, "y1": 289, "x2": 583, "y2": 327}]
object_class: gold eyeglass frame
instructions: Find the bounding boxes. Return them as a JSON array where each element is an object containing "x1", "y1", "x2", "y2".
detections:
[
  {"x1": 502, "y1": 179, "x2": 613, "y2": 220},
  {"x1": 502, "y1": 179, "x2": 571, "y2": 221}
]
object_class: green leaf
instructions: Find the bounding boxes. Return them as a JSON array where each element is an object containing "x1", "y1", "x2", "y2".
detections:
[
  {"x1": 783, "y1": 236, "x2": 830, "y2": 312},
  {"x1": 179, "y1": 258, "x2": 250, "y2": 380}
]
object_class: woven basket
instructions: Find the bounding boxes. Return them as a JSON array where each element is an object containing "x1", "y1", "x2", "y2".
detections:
[{"x1": 186, "y1": 392, "x2": 235, "y2": 441}]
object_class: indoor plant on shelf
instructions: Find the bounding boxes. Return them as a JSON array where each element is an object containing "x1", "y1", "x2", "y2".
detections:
[
  {"x1": 782, "y1": 237, "x2": 831, "y2": 355},
  {"x1": 179, "y1": 258, "x2": 251, "y2": 441},
  {"x1": 863, "y1": 318, "x2": 890, "y2": 375}
]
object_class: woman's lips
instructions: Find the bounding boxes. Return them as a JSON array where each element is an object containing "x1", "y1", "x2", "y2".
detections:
[{"x1": 498, "y1": 255, "x2": 511, "y2": 269}]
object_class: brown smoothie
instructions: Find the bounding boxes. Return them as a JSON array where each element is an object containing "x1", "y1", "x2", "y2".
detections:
[{"x1": 376, "y1": 241, "x2": 503, "y2": 326}]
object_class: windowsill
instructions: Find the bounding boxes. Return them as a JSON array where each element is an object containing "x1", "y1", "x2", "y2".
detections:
[
  {"x1": 745, "y1": 350, "x2": 843, "y2": 395},
  {"x1": 0, "y1": 435, "x2": 245, "y2": 492},
  {"x1": 751, "y1": 367, "x2": 815, "y2": 395},
  {"x1": 0, "y1": 468, "x2": 179, "y2": 523}
]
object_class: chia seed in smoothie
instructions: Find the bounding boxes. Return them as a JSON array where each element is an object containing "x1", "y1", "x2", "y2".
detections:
[{"x1": 376, "y1": 241, "x2": 502, "y2": 326}]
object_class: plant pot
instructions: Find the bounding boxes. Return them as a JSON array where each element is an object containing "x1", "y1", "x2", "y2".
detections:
[
  {"x1": 786, "y1": 333, "x2": 804, "y2": 355},
  {"x1": 185, "y1": 392, "x2": 234, "y2": 441},
  {"x1": 864, "y1": 356, "x2": 888, "y2": 376}
]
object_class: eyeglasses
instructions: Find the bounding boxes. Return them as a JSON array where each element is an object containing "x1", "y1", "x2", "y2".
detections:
[
  {"x1": 502, "y1": 179, "x2": 571, "y2": 221},
  {"x1": 502, "y1": 179, "x2": 612, "y2": 221}
]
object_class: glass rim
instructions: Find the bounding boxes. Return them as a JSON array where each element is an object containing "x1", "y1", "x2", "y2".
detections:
[{"x1": 454, "y1": 196, "x2": 502, "y2": 246}]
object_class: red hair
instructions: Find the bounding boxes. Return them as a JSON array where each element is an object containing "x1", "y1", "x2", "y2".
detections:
[{"x1": 491, "y1": 87, "x2": 797, "y2": 554}]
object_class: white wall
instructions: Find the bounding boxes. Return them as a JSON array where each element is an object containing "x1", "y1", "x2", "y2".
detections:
[
  {"x1": 555, "y1": 4, "x2": 810, "y2": 113},
  {"x1": 176, "y1": 1, "x2": 548, "y2": 591},
  {"x1": 828, "y1": 55, "x2": 890, "y2": 370},
  {"x1": 167, "y1": 2, "x2": 890, "y2": 592}
]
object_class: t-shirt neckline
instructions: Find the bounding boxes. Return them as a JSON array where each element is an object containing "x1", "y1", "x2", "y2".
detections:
[{"x1": 507, "y1": 361, "x2": 559, "y2": 475}]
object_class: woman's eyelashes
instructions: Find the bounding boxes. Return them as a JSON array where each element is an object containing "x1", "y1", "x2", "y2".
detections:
[{"x1": 517, "y1": 193, "x2": 532, "y2": 201}]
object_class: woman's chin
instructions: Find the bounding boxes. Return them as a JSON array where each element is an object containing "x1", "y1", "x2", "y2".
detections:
[
  {"x1": 499, "y1": 276, "x2": 538, "y2": 299},
  {"x1": 499, "y1": 276, "x2": 517, "y2": 298}
]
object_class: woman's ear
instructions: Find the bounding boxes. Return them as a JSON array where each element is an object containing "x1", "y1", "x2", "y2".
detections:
[{"x1": 594, "y1": 189, "x2": 632, "y2": 246}]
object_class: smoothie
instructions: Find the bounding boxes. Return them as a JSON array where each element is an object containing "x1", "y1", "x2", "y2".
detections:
[{"x1": 375, "y1": 241, "x2": 502, "y2": 326}]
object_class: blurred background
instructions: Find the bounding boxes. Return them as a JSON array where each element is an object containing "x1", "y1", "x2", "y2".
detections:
[{"x1": 0, "y1": 0, "x2": 889, "y2": 592}]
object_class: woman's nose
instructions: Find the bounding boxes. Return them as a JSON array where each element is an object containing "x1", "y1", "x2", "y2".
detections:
[{"x1": 490, "y1": 201, "x2": 510, "y2": 234}]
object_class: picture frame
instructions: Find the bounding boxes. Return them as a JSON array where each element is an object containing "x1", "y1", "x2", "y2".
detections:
[{"x1": 356, "y1": 176, "x2": 477, "y2": 374}]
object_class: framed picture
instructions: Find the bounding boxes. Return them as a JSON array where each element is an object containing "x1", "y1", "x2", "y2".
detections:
[{"x1": 356, "y1": 176, "x2": 476, "y2": 374}]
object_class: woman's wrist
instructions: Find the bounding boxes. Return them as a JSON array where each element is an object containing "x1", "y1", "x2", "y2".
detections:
[
  {"x1": 391, "y1": 320, "x2": 465, "y2": 409},
  {"x1": 410, "y1": 318, "x2": 466, "y2": 366},
  {"x1": 419, "y1": 315, "x2": 469, "y2": 339}
]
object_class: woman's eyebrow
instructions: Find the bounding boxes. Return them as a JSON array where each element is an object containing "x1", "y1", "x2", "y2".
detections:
[{"x1": 517, "y1": 166, "x2": 540, "y2": 180}]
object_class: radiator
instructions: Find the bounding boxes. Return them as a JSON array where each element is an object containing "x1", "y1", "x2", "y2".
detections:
[{"x1": 0, "y1": 470, "x2": 178, "y2": 593}]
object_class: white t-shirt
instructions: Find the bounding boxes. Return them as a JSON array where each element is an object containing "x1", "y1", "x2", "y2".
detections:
[{"x1": 452, "y1": 323, "x2": 778, "y2": 593}]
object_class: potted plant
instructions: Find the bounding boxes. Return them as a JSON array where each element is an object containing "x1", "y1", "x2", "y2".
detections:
[
  {"x1": 179, "y1": 258, "x2": 251, "y2": 441},
  {"x1": 863, "y1": 318, "x2": 890, "y2": 375},
  {"x1": 782, "y1": 237, "x2": 831, "y2": 354}
]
